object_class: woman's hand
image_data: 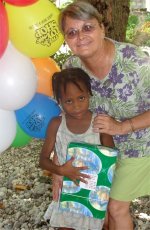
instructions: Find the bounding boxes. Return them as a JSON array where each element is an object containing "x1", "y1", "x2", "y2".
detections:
[
  {"x1": 60, "y1": 157, "x2": 90, "y2": 186},
  {"x1": 93, "y1": 114, "x2": 123, "y2": 135}
]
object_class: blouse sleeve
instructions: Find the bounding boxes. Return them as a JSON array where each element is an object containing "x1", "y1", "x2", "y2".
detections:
[{"x1": 136, "y1": 55, "x2": 150, "y2": 111}]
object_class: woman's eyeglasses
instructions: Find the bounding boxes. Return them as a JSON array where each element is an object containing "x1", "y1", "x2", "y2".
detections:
[{"x1": 64, "y1": 24, "x2": 97, "y2": 39}]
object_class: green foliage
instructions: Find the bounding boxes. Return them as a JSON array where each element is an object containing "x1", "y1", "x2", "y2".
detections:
[
  {"x1": 145, "y1": 12, "x2": 150, "y2": 21},
  {"x1": 51, "y1": 45, "x2": 72, "y2": 69},
  {"x1": 143, "y1": 13, "x2": 150, "y2": 46},
  {"x1": 126, "y1": 12, "x2": 150, "y2": 46},
  {"x1": 126, "y1": 15, "x2": 139, "y2": 42},
  {"x1": 141, "y1": 21, "x2": 150, "y2": 33},
  {"x1": 60, "y1": 0, "x2": 73, "y2": 9}
]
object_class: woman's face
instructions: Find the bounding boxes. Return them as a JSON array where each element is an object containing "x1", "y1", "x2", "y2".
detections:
[{"x1": 64, "y1": 16, "x2": 105, "y2": 59}]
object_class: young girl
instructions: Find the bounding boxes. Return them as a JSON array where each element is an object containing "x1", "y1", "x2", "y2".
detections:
[{"x1": 39, "y1": 68, "x2": 114, "y2": 230}]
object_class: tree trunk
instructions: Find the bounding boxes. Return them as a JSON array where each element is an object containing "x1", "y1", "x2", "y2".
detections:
[{"x1": 86, "y1": 0, "x2": 130, "y2": 42}]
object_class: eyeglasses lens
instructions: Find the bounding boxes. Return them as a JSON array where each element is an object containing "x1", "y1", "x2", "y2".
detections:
[{"x1": 65, "y1": 24, "x2": 96, "y2": 39}]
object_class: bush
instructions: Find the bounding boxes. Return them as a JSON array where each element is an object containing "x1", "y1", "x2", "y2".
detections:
[
  {"x1": 126, "y1": 12, "x2": 150, "y2": 46},
  {"x1": 51, "y1": 44, "x2": 72, "y2": 69},
  {"x1": 126, "y1": 15, "x2": 139, "y2": 42}
]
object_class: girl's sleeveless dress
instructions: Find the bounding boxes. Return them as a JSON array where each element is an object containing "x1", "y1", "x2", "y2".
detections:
[{"x1": 44, "y1": 113, "x2": 105, "y2": 230}]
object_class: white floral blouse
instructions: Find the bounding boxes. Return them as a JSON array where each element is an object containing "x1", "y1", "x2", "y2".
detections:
[{"x1": 63, "y1": 40, "x2": 150, "y2": 159}]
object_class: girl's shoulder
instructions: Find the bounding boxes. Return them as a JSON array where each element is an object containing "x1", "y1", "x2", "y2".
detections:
[
  {"x1": 47, "y1": 116, "x2": 62, "y2": 134},
  {"x1": 51, "y1": 116, "x2": 62, "y2": 126}
]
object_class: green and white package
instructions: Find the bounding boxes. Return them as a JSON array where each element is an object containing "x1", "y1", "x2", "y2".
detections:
[{"x1": 60, "y1": 142, "x2": 118, "y2": 219}]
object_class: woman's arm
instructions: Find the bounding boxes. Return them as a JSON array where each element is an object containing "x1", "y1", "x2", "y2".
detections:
[
  {"x1": 122, "y1": 110, "x2": 150, "y2": 134},
  {"x1": 93, "y1": 110, "x2": 150, "y2": 135}
]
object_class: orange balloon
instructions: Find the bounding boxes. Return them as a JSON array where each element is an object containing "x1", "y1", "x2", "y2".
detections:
[{"x1": 32, "y1": 57, "x2": 60, "y2": 97}]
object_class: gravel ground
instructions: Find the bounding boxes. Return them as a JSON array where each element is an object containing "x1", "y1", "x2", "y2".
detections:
[{"x1": 0, "y1": 139, "x2": 149, "y2": 230}]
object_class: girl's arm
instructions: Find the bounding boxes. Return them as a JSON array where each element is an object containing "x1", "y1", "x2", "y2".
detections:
[
  {"x1": 93, "y1": 110, "x2": 150, "y2": 135},
  {"x1": 39, "y1": 117, "x2": 62, "y2": 174},
  {"x1": 100, "y1": 133, "x2": 115, "y2": 148},
  {"x1": 52, "y1": 151, "x2": 63, "y2": 201},
  {"x1": 39, "y1": 117, "x2": 89, "y2": 184}
]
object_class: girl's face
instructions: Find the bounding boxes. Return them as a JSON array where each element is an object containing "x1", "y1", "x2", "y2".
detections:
[
  {"x1": 59, "y1": 81, "x2": 90, "y2": 120},
  {"x1": 64, "y1": 16, "x2": 105, "y2": 59}
]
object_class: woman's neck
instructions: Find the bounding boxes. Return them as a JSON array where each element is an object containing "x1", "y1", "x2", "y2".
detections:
[{"x1": 81, "y1": 39, "x2": 115, "y2": 80}]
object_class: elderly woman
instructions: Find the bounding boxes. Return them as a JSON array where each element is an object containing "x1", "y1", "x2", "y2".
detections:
[{"x1": 59, "y1": 1, "x2": 150, "y2": 230}]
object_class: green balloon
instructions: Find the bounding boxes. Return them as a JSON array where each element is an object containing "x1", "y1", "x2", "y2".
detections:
[{"x1": 11, "y1": 123, "x2": 32, "y2": 147}]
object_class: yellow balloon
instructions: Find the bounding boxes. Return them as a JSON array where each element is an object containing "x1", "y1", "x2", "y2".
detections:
[{"x1": 5, "y1": 0, "x2": 64, "y2": 57}]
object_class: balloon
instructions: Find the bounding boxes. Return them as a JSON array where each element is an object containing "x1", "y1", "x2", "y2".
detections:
[
  {"x1": 15, "y1": 93, "x2": 61, "y2": 139},
  {"x1": 4, "y1": 0, "x2": 38, "y2": 6},
  {"x1": 32, "y1": 57, "x2": 60, "y2": 97},
  {"x1": 0, "y1": 109, "x2": 16, "y2": 153},
  {"x1": 5, "y1": 0, "x2": 64, "y2": 57},
  {"x1": 11, "y1": 123, "x2": 32, "y2": 147},
  {"x1": 0, "y1": 42, "x2": 37, "y2": 110},
  {"x1": 0, "y1": 1, "x2": 9, "y2": 58}
]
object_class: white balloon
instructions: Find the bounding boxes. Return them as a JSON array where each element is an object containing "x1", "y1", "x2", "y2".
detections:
[
  {"x1": 0, "y1": 41, "x2": 37, "y2": 110},
  {"x1": 0, "y1": 109, "x2": 17, "y2": 153}
]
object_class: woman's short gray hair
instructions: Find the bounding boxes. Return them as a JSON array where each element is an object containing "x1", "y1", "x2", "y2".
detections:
[{"x1": 59, "y1": 1, "x2": 103, "y2": 33}]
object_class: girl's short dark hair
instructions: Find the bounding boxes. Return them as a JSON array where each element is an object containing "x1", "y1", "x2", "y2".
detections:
[{"x1": 52, "y1": 68, "x2": 92, "y2": 103}]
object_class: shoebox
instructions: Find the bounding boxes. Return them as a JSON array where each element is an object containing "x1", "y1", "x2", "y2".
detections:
[{"x1": 59, "y1": 142, "x2": 118, "y2": 219}]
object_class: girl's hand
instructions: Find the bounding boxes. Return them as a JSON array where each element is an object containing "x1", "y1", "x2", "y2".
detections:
[
  {"x1": 60, "y1": 157, "x2": 90, "y2": 186},
  {"x1": 93, "y1": 114, "x2": 123, "y2": 135}
]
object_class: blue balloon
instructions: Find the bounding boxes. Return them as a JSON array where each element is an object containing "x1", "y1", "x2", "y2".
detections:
[{"x1": 15, "y1": 93, "x2": 61, "y2": 139}]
